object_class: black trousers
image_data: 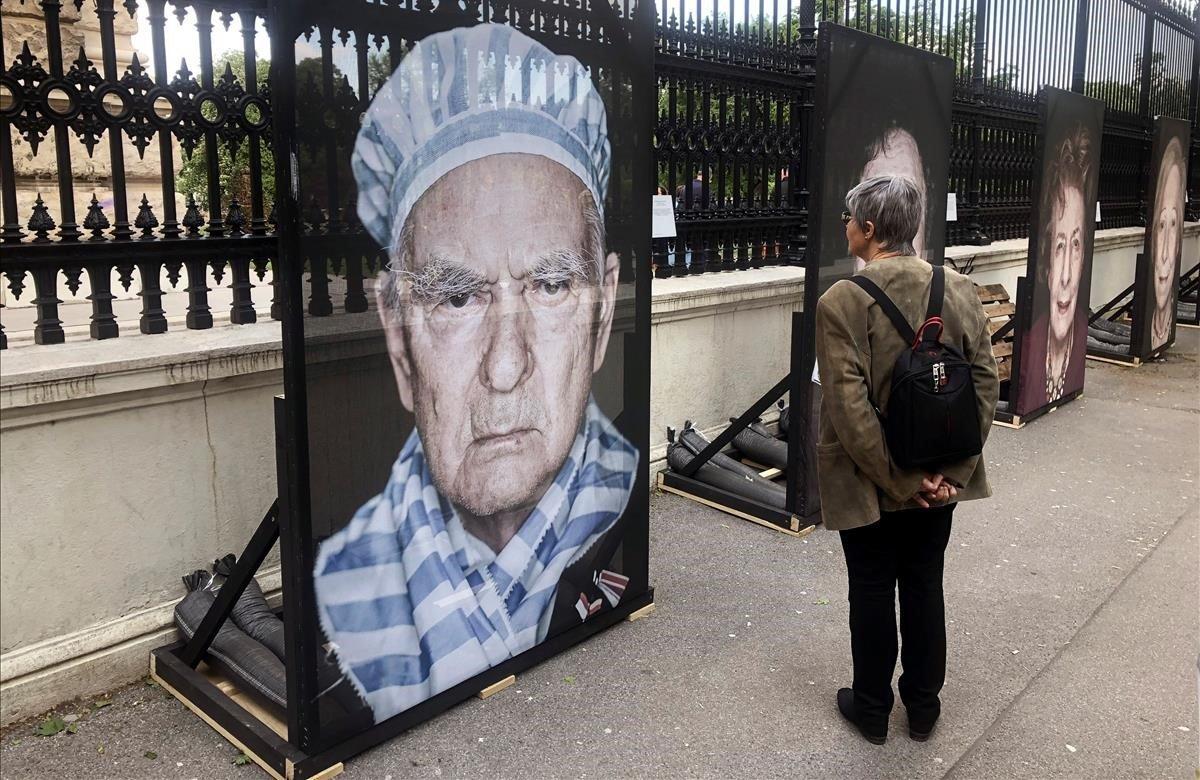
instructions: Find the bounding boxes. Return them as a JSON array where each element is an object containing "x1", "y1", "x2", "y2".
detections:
[{"x1": 838, "y1": 504, "x2": 954, "y2": 734}]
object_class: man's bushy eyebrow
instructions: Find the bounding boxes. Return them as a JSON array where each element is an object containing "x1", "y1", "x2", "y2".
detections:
[
  {"x1": 399, "y1": 254, "x2": 487, "y2": 304},
  {"x1": 528, "y1": 248, "x2": 596, "y2": 283}
]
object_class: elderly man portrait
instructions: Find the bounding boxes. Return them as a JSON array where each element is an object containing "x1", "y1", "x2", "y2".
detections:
[{"x1": 311, "y1": 23, "x2": 639, "y2": 724}]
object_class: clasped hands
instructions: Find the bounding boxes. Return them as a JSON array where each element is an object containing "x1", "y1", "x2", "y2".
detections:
[{"x1": 913, "y1": 473, "x2": 957, "y2": 509}]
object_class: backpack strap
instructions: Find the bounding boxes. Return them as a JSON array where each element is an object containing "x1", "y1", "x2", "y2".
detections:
[
  {"x1": 915, "y1": 265, "x2": 946, "y2": 344},
  {"x1": 926, "y1": 265, "x2": 945, "y2": 319},
  {"x1": 850, "y1": 276, "x2": 917, "y2": 346}
]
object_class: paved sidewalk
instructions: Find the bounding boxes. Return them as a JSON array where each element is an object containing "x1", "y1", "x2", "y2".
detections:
[{"x1": 2, "y1": 331, "x2": 1197, "y2": 779}]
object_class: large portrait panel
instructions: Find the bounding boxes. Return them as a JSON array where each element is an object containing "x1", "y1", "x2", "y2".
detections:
[
  {"x1": 1133, "y1": 116, "x2": 1190, "y2": 358},
  {"x1": 286, "y1": 12, "x2": 652, "y2": 743},
  {"x1": 1014, "y1": 87, "x2": 1104, "y2": 418},
  {"x1": 811, "y1": 23, "x2": 955, "y2": 295}
]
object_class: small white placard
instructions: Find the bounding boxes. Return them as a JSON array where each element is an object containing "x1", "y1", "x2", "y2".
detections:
[
  {"x1": 946, "y1": 192, "x2": 958, "y2": 222},
  {"x1": 1095, "y1": 201, "x2": 1102, "y2": 223},
  {"x1": 652, "y1": 195, "x2": 677, "y2": 238},
  {"x1": 811, "y1": 362, "x2": 821, "y2": 386}
]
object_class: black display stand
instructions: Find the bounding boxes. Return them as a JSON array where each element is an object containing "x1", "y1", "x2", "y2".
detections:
[
  {"x1": 1180, "y1": 261, "x2": 1200, "y2": 328},
  {"x1": 1086, "y1": 254, "x2": 1147, "y2": 367},
  {"x1": 152, "y1": 0, "x2": 657, "y2": 775},
  {"x1": 658, "y1": 314, "x2": 821, "y2": 537}
]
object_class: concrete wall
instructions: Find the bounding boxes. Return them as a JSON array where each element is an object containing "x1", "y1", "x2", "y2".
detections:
[{"x1": 1, "y1": 223, "x2": 1197, "y2": 723}]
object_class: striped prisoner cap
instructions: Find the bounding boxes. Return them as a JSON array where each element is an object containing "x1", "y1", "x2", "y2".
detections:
[{"x1": 351, "y1": 23, "x2": 611, "y2": 253}]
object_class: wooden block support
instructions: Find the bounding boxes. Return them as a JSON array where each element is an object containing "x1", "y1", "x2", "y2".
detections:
[
  {"x1": 151, "y1": 656, "x2": 344, "y2": 780},
  {"x1": 976, "y1": 284, "x2": 1010, "y2": 303},
  {"x1": 627, "y1": 603, "x2": 656, "y2": 622},
  {"x1": 1086, "y1": 353, "x2": 1141, "y2": 367},
  {"x1": 478, "y1": 675, "x2": 516, "y2": 700}
]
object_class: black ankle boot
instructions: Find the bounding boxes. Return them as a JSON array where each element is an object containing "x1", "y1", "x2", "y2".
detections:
[{"x1": 837, "y1": 688, "x2": 886, "y2": 745}]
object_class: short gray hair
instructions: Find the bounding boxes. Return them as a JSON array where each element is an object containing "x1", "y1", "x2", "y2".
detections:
[{"x1": 845, "y1": 174, "x2": 922, "y2": 256}]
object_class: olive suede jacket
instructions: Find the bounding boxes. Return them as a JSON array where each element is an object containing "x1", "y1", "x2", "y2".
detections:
[{"x1": 814, "y1": 255, "x2": 1000, "y2": 531}]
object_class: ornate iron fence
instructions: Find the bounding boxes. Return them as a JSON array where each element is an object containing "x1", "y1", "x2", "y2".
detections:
[
  {"x1": 1, "y1": 0, "x2": 1197, "y2": 343},
  {"x1": 1, "y1": 0, "x2": 275, "y2": 348}
]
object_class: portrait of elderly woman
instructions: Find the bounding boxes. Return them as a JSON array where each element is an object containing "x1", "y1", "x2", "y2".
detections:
[
  {"x1": 311, "y1": 24, "x2": 639, "y2": 724},
  {"x1": 1142, "y1": 122, "x2": 1189, "y2": 353},
  {"x1": 1016, "y1": 97, "x2": 1103, "y2": 417},
  {"x1": 813, "y1": 30, "x2": 954, "y2": 286},
  {"x1": 852, "y1": 125, "x2": 931, "y2": 269}
]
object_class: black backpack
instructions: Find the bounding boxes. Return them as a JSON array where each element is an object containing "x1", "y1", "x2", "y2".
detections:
[{"x1": 850, "y1": 265, "x2": 982, "y2": 471}]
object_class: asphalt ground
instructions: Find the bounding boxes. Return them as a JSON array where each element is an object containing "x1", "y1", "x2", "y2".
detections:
[{"x1": 2, "y1": 329, "x2": 1197, "y2": 780}]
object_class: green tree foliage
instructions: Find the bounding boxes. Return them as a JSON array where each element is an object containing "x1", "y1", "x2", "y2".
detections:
[
  {"x1": 175, "y1": 51, "x2": 275, "y2": 215},
  {"x1": 175, "y1": 50, "x2": 390, "y2": 218},
  {"x1": 1086, "y1": 52, "x2": 1190, "y2": 118}
]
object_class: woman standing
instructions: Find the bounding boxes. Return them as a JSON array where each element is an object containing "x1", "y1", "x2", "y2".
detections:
[{"x1": 815, "y1": 175, "x2": 999, "y2": 745}]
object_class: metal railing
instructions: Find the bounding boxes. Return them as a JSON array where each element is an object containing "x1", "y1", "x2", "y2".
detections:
[{"x1": 2, "y1": 0, "x2": 1197, "y2": 343}]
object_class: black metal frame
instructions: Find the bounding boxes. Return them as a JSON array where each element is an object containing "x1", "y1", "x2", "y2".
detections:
[
  {"x1": 1086, "y1": 260, "x2": 1148, "y2": 365},
  {"x1": 659, "y1": 317, "x2": 820, "y2": 533},
  {"x1": 1004, "y1": 86, "x2": 1107, "y2": 424},
  {"x1": 1179, "y1": 260, "x2": 1200, "y2": 326},
  {"x1": 152, "y1": 0, "x2": 658, "y2": 772}
]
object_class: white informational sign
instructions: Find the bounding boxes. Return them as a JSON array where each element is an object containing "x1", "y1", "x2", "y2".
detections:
[
  {"x1": 652, "y1": 195, "x2": 677, "y2": 238},
  {"x1": 946, "y1": 192, "x2": 958, "y2": 222},
  {"x1": 1095, "y1": 201, "x2": 1102, "y2": 223}
]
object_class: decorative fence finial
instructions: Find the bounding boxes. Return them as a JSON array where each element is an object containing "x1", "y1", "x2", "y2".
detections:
[
  {"x1": 28, "y1": 194, "x2": 56, "y2": 243},
  {"x1": 226, "y1": 197, "x2": 246, "y2": 235},
  {"x1": 84, "y1": 194, "x2": 111, "y2": 241},
  {"x1": 182, "y1": 194, "x2": 204, "y2": 237},
  {"x1": 136, "y1": 195, "x2": 160, "y2": 239}
]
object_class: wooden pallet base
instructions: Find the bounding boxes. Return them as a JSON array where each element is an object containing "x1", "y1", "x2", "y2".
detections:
[
  {"x1": 151, "y1": 651, "x2": 343, "y2": 780},
  {"x1": 657, "y1": 471, "x2": 817, "y2": 538}
]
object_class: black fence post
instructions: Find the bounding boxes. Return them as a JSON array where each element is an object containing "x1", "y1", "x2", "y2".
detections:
[
  {"x1": 966, "y1": 0, "x2": 990, "y2": 246},
  {"x1": 1137, "y1": 2, "x2": 1157, "y2": 120},
  {"x1": 1070, "y1": 0, "x2": 1089, "y2": 94},
  {"x1": 1188, "y1": 3, "x2": 1200, "y2": 222}
]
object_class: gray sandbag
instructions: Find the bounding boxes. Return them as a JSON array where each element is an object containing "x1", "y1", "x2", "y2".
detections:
[
  {"x1": 666, "y1": 439, "x2": 786, "y2": 508},
  {"x1": 1089, "y1": 317, "x2": 1131, "y2": 338},
  {"x1": 174, "y1": 571, "x2": 287, "y2": 710},
  {"x1": 1087, "y1": 335, "x2": 1129, "y2": 354},
  {"x1": 677, "y1": 424, "x2": 764, "y2": 481},
  {"x1": 210, "y1": 555, "x2": 358, "y2": 709},
  {"x1": 1087, "y1": 325, "x2": 1129, "y2": 347},
  {"x1": 732, "y1": 422, "x2": 789, "y2": 470},
  {"x1": 211, "y1": 554, "x2": 286, "y2": 661}
]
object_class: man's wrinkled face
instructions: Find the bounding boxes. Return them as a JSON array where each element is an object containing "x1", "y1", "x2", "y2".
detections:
[
  {"x1": 1153, "y1": 163, "x2": 1183, "y2": 312},
  {"x1": 381, "y1": 154, "x2": 617, "y2": 518},
  {"x1": 1048, "y1": 185, "x2": 1085, "y2": 344},
  {"x1": 860, "y1": 128, "x2": 928, "y2": 259}
]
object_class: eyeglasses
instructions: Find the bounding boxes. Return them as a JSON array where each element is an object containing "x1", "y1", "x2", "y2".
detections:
[{"x1": 840, "y1": 210, "x2": 853, "y2": 225}]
